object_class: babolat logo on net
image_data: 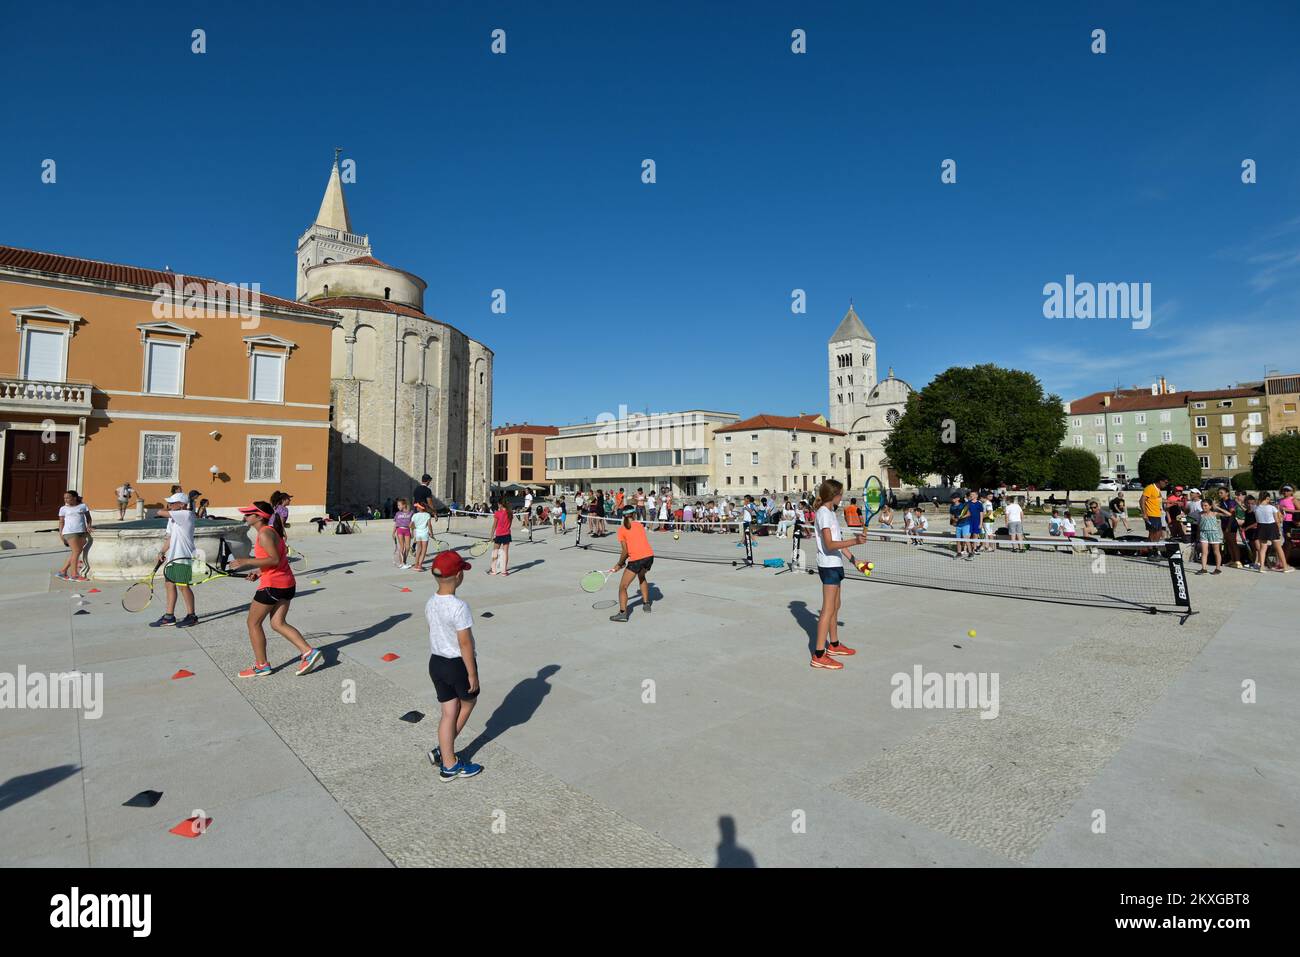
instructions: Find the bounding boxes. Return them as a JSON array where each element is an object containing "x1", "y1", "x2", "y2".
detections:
[
  {"x1": 49, "y1": 888, "x2": 151, "y2": 937},
  {"x1": 891, "y1": 665, "x2": 1000, "y2": 719}
]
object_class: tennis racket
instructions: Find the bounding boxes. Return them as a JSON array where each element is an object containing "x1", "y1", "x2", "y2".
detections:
[
  {"x1": 863, "y1": 475, "x2": 885, "y2": 527},
  {"x1": 162, "y1": 557, "x2": 241, "y2": 586},
  {"x1": 286, "y1": 545, "x2": 308, "y2": 572},
  {"x1": 580, "y1": 569, "x2": 616, "y2": 592},
  {"x1": 431, "y1": 537, "x2": 450, "y2": 553},
  {"x1": 393, "y1": 537, "x2": 403, "y2": 566},
  {"x1": 469, "y1": 539, "x2": 492, "y2": 557},
  {"x1": 122, "y1": 556, "x2": 166, "y2": 612}
]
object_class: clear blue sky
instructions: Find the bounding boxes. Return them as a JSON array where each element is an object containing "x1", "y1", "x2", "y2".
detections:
[{"x1": 3, "y1": 2, "x2": 1298, "y2": 426}]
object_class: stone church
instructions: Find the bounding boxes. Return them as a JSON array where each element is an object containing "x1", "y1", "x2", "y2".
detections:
[
  {"x1": 827, "y1": 303, "x2": 913, "y2": 490},
  {"x1": 296, "y1": 157, "x2": 493, "y2": 508}
]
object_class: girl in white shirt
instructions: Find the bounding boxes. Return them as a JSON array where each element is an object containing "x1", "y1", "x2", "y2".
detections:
[
  {"x1": 810, "y1": 479, "x2": 866, "y2": 671},
  {"x1": 1252, "y1": 492, "x2": 1292, "y2": 573},
  {"x1": 56, "y1": 490, "x2": 92, "y2": 581}
]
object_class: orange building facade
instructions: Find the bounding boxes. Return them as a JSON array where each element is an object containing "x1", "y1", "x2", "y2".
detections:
[{"x1": 0, "y1": 246, "x2": 338, "y2": 522}]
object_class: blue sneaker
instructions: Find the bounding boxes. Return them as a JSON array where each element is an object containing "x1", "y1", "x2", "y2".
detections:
[
  {"x1": 438, "y1": 757, "x2": 483, "y2": 782},
  {"x1": 175, "y1": 614, "x2": 199, "y2": 628},
  {"x1": 295, "y1": 648, "x2": 324, "y2": 676},
  {"x1": 149, "y1": 614, "x2": 177, "y2": 628}
]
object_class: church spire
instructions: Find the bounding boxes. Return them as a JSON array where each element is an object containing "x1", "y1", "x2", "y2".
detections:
[{"x1": 314, "y1": 149, "x2": 353, "y2": 233}]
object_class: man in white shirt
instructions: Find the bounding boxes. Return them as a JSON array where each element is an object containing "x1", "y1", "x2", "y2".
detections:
[
  {"x1": 646, "y1": 491, "x2": 657, "y2": 529},
  {"x1": 522, "y1": 491, "x2": 533, "y2": 529},
  {"x1": 151, "y1": 492, "x2": 198, "y2": 629},
  {"x1": 1004, "y1": 496, "x2": 1025, "y2": 552},
  {"x1": 115, "y1": 481, "x2": 134, "y2": 521}
]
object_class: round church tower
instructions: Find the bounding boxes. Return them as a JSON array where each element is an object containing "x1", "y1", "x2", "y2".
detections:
[{"x1": 296, "y1": 157, "x2": 493, "y2": 508}]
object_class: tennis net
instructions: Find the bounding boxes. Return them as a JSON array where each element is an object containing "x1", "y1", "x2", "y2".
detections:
[{"x1": 444, "y1": 510, "x2": 1192, "y2": 613}]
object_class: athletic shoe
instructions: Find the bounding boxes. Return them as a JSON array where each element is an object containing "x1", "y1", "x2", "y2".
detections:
[
  {"x1": 1254, "y1": 565, "x2": 1264, "y2": 573},
  {"x1": 439, "y1": 758, "x2": 483, "y2": 782},
  {"x1": 175, "y1": 613, "x2": 199, "y2": 628},
  {"x1": 296, "y1": 649, "x2": 324, "y2": 676},
  {"x1": 55, "y1": 572, "x2": 70, "y2": 581},
  {"x1": 963, "y1": 553, "x2": 974, "y2": 561},
  {"x1": 1195, "y1": 569, "x2": 1207, "y2": 575},
  {"x1": 609, "y1": 610, "x2": 630, "y2": 622},
  {"x1": 149, "y1": 614, "x2": 177, "y2": 628},
  {"x1": 643, "y1": 602, "x2": 652, "y2": 614},
  {"x1": 238, "y1": 663, "x2": 272, "y2": 678},
  {"x1": 826, "y1": 642, "x2": 856, "y2": 656},
  {"x1": 72, "y1": 576, "x2": 92, "y2": 582},
  {"x1": 810, "y1": 653, "x2": 844, "y2": 670},
  {"x1": 1278, "y1": 567, "x2": 1294, "y2": 574},
  {"x1": 428, "y1": 746, "x2": 441, "y2": 767}
]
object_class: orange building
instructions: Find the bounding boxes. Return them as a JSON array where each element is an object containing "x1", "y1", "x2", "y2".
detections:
[
  {"x1": 0, "y1": 245, "x2": 338, "y2": 522},
  {"x1": 493, "y1": 424, "x2": 558, "y2": 488}
]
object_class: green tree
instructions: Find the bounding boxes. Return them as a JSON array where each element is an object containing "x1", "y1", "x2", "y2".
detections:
[
  {"x1": 1050, "y1": 448, "x2": 1102, "y2": 491},
  {"x1": 1137, "y1": 443, "x2": 1201, "y2": 488},
  {"x1": 883, "y1": 364, "x2": 1066, "y2": 488},
  {"x1": 1249, "y1": 433, "x2": 1300, "y2": 490},
  {"x1": 1231, "y1": 470, "x2": 1255, "y2": 492}
]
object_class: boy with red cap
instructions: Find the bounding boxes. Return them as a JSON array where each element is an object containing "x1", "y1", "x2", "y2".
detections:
[{"x1": 425, "y1": 550, "x2": 484, "y2": 781}]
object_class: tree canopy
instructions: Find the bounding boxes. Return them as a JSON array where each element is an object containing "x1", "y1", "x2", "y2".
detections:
[
  {"x1": 1249, "y1": 433, "x2": 1300, "y2": 490},
  {"x1": 883, "y1": 364, "x2": 1066, "y2": 488},
  {"x1": 1137, "y1": 443, "x2": 1201, "y2": 488}
]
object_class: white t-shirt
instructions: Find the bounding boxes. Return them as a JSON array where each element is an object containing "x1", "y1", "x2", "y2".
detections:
[
  {"x1": 647, "y1": 493, "x2": 656, "y2": 510},
  {"x1": 1188, "y1": 500, "x2": 1202, "y2": 518},
  {"x1": 1005, "y1": 502, "x2": 1023, "y2": 524},
  {"x1": 411, "y1": 511, "x2": 432, "y2": 538},
  {"x1": 115, "y1": 485, "x2": 133, "y2": 502},
  {"x1": 904, "y1": 511, "x2": 915, "y2": 529},
  {"x1": 741, "y1": 504, "x2": 753, "y2": 525},
  {"x1": 1255, "y1": 503, "x2": 1279, "y2": 525},
  {"x1": 524, "y1": 494, "x2": 533, "y2": 510},
  {"x1": 1062, "y1": 517, "x2": 1076, "y2": 534},
  {"x1": 814, "y1": 505, "x2": 843, "y2": 568},
  {"x1": 915, "y1": 514, "x2": 929, "y2": 531},
  {"x1": 575, "y1": 493, "x2": 585, "y2": 509},
  {"x1": 426, "y1": 592, "x2": 474, "y2": 659},
  {"x1": 165, "y1": 509, "x2": 196, "y2": 560},
  {"x1": 59, "y1": 503, "x2": 90, "y2": 535}
]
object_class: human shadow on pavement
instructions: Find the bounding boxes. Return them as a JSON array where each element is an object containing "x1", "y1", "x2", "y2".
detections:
[
  {"x1": 0, "y1": 764, "x2": 80, "y2": 812},
  {"x1": 306, "y1": 614, "x2": 412, "y2": 670},
  {"x1": 716, "y1": 815, "x2": 757, "y2": 868},
  {"x1": 460, "y1": 664, "x2": 561, "y2": 761},
  {"x1": 192, "y1": 588, "x2": 324, "y2": 625}
]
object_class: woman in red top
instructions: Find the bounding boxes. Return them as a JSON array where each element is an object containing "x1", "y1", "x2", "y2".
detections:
[
  {"x1": 488, "y1": 499, "x2": 512, "y2": 576},
  {"x1": 608, "y1": 505, "x2": 655, "y2": 622},
  {"x1": 228, "y1": 501, "x2": 323, "y2": 678}
]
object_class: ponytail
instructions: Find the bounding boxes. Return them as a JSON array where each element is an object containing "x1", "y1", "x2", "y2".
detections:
[{"x1": 811, "y1": 479, "x2": 843, "y2": 511}]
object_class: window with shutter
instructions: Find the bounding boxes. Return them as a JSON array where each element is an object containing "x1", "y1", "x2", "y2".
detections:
[
  {"x1": 22, "y1": 329, "x2": 64, "y2": 381},
  {"x1": 251, "y1": 353, "x2": 284, "y2": 402},
  {"x1": 146, "y1": 341, "x2": 183, "y2": 394}
]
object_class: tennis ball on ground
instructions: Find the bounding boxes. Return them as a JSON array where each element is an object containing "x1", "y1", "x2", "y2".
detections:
[{"x1": 968, "y1": 629, "x2": 976, "y2": 638}]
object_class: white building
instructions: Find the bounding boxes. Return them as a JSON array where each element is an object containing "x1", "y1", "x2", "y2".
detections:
[
  {"x1": 545, "y1": 410, "x2": 739, "y2": 499},
  {"x1": 297, "y1": 157, "x2": 493, "y2": 507},
  {"x1": 827, "y1": 303, "x2": 914, "y2": 490},
  {"x1": 711, "y1": 413, "x2": 847, "y2": 499}
]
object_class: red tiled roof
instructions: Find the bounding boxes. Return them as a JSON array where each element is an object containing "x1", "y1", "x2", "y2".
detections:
[
  {"x1": 494, "y1": 424, "x2": 559, "y2": 436},
  {"x1": 342, "y1": 256, "x2": 396, "y2": 268},
  {"x1": 0, "y1": 244, "x2": 337, "y2": 318},
  {"x1": 310, "y1": 296, "x2": 430, "y2": 320},
  {"x1": 1067, "y1": 390, "x2": 1188, "y2": 414},
  {"x1": 1181, "y1": 387, "x2": 1266, "y2": 402},
  {"x1": 715, "y1": 413, "x2": 845, "y2": 436}
]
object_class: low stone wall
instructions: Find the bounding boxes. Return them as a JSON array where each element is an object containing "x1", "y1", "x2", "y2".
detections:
[{"x1": 80, "y1": 520, "x2": 254, "y2": 581}]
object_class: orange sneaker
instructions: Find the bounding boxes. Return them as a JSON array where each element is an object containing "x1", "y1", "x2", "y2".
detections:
[
  {"x1": 826, "y1": 642, "x2": 856, "y2": 656},
  {"x1": 810, "y1": 653, "x2": 844, "y2": 670}
]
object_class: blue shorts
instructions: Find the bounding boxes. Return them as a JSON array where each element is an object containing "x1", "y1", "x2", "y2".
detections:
[
  {"x1": 818, "y1": 566, "x2": 845, "y2": 586},
  {"x1": 1144, "y1": 517, "x2": 1163, "y2": 532},
  {"x1": 955, "y1": 525, "x2": 974, "y2": 539}
]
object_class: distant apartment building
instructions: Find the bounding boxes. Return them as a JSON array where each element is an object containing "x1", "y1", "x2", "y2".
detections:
[
  {"x1": 1062, "y1": 380, "x2": 1189, "y2": 481},
  {"x1": 544, "y1": 410, "x2": 739, "y2": 499},
  {"x1": 1184, "y1": 387, "x2": 1268, "y2": 477},
  {"x1": 1263, "y1": 372, "x2": 1299, "y2": 436},
  {"x1": 712, "y1": 413, "x2": 847, "y2": 499},
  {"x1": 493, "y1": 424, "x2": 558, "y2": 487}
]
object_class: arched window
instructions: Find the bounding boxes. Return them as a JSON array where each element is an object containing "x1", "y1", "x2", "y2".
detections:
[
  {"x1": 329, "y1": 325, "x2": 347, "y2": 378},
  {"x1": 353, "y1": 325, "x2": 377, "y2": 381},
  {"x1": 401, "y1": 331, "x2": 421, "y2": 384},
  {"x1": 384, "y1": 287, "x2": 391, "y2": 300},
  {"x1": 424, "y1": 336, "x2": 441, "y2": 385}
]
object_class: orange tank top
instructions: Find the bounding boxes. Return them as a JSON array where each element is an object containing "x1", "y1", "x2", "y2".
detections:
[{"x1": 255, "y1": 528, "x2": 295, "y2": 589}]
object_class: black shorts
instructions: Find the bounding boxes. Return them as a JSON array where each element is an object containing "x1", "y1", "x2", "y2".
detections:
[
  {"x1": 1257, "y1": 524, "x2": 1280, "y2": 542},
  {"x1": 493, "y1": 534, "x2": 512, "y2": 544},
  {"x1": 626, "y1": 556, "x2": 654, "y2": 575},
  {"x1": 428, "y1": 653, "x2": 479, "y2": 702},
  {"x1": 253, "y1": 586, "x2": 296, "y2": 605}
]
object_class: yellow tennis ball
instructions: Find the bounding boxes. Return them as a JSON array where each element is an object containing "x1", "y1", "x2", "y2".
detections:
[
  {"x1": 866, "y1": 562, "x2": 874, "y2": 570},
  {"x1": 968, "y1": 629, "x2": 976, "y2": 638}
]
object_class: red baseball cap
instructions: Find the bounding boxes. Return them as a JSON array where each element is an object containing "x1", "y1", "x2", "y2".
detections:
[{"x1": 432, "y1": 550, "x2": 471, "y2": 577}]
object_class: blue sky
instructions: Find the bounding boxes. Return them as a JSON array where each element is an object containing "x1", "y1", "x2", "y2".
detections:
[{"x1": 3, "y1": 1, "x2": 1298, "y2": 426}]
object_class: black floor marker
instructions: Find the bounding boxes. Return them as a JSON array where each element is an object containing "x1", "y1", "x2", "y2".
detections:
[
  {"x1": 123, "y1": 790, "x2": 163, "y2": 808},
  {"x1": 400, "y1": 711, "x2": 425, "y2": 724}
]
